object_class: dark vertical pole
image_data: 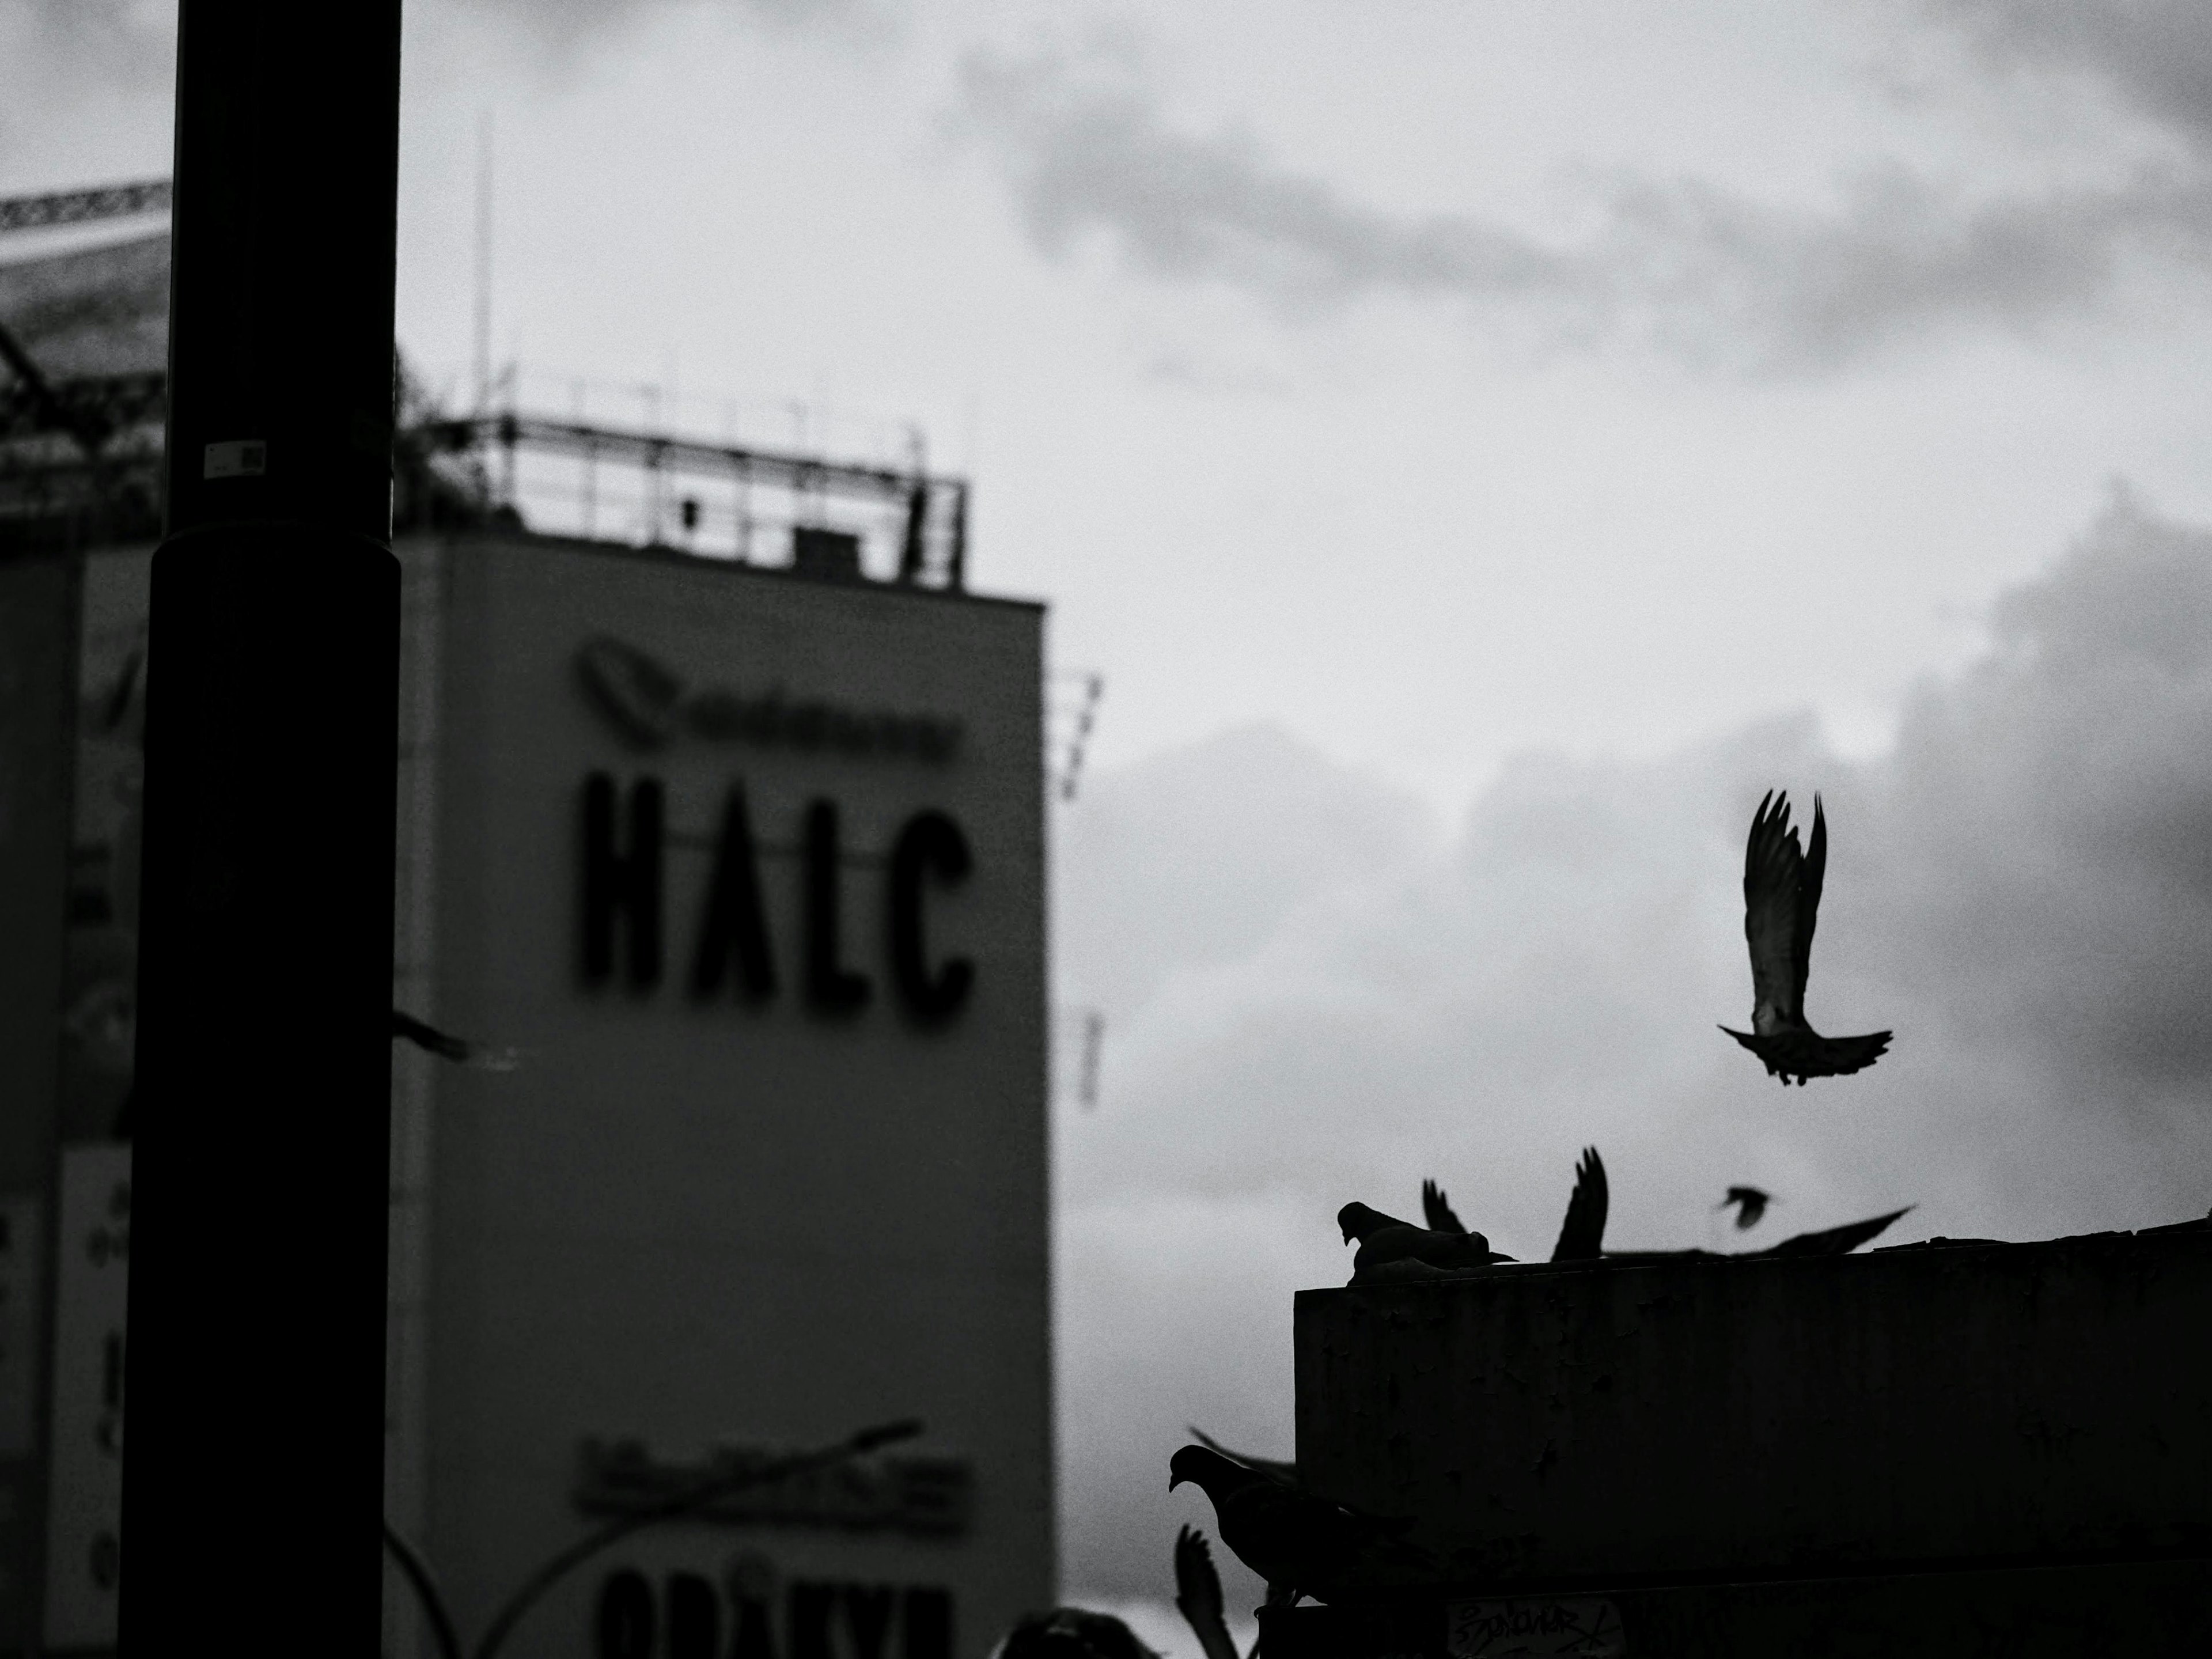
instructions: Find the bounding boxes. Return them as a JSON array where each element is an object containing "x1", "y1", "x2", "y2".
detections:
[{"x1": 121, "y1": 3, "x2": 403, "y2": 1654}]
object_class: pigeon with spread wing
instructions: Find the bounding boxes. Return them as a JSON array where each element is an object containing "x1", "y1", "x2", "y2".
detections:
[{"x1": 1720, "y1": 791, "x2": 1891, "y2": 1085}]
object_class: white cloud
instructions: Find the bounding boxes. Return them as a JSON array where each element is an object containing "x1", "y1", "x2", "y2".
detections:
[{"x1": 957, "y1": 31, "x2": 2212, "y2": 374}]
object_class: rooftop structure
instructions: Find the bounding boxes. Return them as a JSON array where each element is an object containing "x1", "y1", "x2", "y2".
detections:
[
  {"x1": 1272, "y1": 1223, "x2": 2212, "y2": 1657},
  {"x1": 0, "y1": 185, "x2": 969, "y2": 588}
]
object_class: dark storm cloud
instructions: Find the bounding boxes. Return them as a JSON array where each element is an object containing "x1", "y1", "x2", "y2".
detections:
[
  {"x1": 959, "y1": 42, "x2": 2212, "y2": 374},
  {"x1": 1055, "y1": 497, "x2": 2212, "y2": 1601},
  {"x1": 1862, "y1": 491, "x2": 2212, "y2": 1107}
]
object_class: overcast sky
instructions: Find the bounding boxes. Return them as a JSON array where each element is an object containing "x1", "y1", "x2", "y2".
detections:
[{"x1": 10, "y1": 0, "x2": 2212, "y2": 1630}]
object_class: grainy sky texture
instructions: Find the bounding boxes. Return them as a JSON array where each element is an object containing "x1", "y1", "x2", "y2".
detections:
[{"x1": 8, "y1": 0, "x2": 2212, "y2": 1627}]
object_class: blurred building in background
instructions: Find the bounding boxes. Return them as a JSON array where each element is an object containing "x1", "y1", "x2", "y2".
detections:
[{"x1": 0, "y1": 187, "x2": 1052, "y2": 1659}]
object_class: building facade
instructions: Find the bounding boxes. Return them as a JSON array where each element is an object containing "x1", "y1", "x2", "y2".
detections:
[{"x1": 1, "y1": 529, "x2": 1054, "y2": 1658}]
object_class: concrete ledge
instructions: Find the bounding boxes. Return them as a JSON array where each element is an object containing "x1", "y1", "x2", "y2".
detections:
[
  {"x1": 1257, "y1": 1555, "x2": 2212, "y2": 1658},
  {"x1": 1294, "y1": 1224, "x2": 2212, "y2": 1592}
]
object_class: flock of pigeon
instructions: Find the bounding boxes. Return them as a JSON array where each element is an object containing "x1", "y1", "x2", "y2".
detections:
[
  {"x1": 994, "y1": 792, "x2": 1915, "y2": 1659},
  {"x1": 1333, "y1": 789, "x2": 1907, "y2": 1287},
  {"x1": 1336, "y1": 1147, "x2": 1911, "y2": 1285}
]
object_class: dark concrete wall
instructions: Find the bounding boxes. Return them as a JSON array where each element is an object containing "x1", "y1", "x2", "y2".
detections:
[{"x1": 1294, "y1": 1226, "x2": 2212, "y2": 1592}]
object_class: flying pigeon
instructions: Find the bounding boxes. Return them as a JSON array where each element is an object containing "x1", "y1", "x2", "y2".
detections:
[
  {"x1": 1421, "y1": 1179, "x2": 1467, "y2": 1236},
  {"x1": 1169, "y1": 1445, "x2": 1425, "y2": 1607},
  {"x1": 1173, "y1": 1528, "x2": 1244, "y2": 1659},
  {"x1": 1336, "y1": 1203, "x2": 1510, "y2": 1278},
  {"x1": 391, "y1": 1008, "x2": 518, "y2": 1071},
  {"x1": 1719, "y1": 791, "x2": 1891, "y2": 1085},
  {"x1": 1718, "y1": 1185, "x2": 1772, "y2": 1229},
  {"x1": 1551, "y1": 1146, "x2": 1608, "y2": 1262},
  {"x1": 1187, "y1": 1427, "x2": 1298, "y2": 1488}
]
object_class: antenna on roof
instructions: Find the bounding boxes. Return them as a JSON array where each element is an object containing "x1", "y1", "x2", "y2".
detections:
[{"x1": 474, "y1": 112, "x2": 494, "y2": 418}]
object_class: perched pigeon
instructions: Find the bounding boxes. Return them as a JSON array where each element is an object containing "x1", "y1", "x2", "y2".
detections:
[
  {"x1": 1169, "y1": 1445, "x2": 1423, "y2": 1607},
  {"x1": 1421, "y1": 1179, "x2": 1467, "y2": 1236},
  {"x1": 1752, "y1": 1206, "x2": 1912, "y2": 1257},
  {"x1": 391, "y1": 1008, "x2": 518, "y2": 1071},
  {"x1": 1719, "y1": 791, "x2": 1891, "y2": 1085},
  {"x1": 1336, "y1": 1203, "x2": 1510, "y2": 1278},
  {"x1": 997, "y1": 1610, "x2": 1160, "y2": 1659},
  {"x1": 1718, "y1": 1185, "x2": 1772, "y2": 1230},
  {"x1": 1173, "y1": 1528, "x2": 1244, "y2": 1659},
  {"x1": 1551, "y1": 1147, "x2": 1608, "y2": 1262},
  {"x1": 1187, "y1": 1427, "x2": 1298, "y2": 1488}
]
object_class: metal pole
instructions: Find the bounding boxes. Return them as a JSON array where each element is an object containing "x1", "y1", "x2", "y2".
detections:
[{"x1": 121, "y1": 3, "x2": 403, "y2": 1653}]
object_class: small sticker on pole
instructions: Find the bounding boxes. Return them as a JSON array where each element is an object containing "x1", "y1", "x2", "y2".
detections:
[{"x1": 203, "y1": 440, "x2": 267, "y2": 479}]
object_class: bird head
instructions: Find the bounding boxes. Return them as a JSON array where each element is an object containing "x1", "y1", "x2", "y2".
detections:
[
  {"x1": 1337, "y1": 1202, "x2": 1393, "y2": 1244},
  {"x1": 1169, "y1": 1444, "x2": 1237, "y2": 1494}
]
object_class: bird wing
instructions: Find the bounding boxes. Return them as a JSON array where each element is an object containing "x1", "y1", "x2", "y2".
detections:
[
  {"x1": 1187, "y1": 1427, "x2": 1299, "y2": 1487},
  {"x1": 1173, "y1": 1528, "x2": 1241, "y2": 1659},
  {"x1": 1742, "y1": 791, "x2": 1807, "y2": 1025},
  {"x1": 1422, "y1": 1179, "x2": 1467, "y2": 1235},
  {"x1": 1755, "y1": 1206, "x2": 1912, "y2": 1257},
  {"x1": 1550, "y1": 1146, "x2": 1609, "y2": 1262},
  {"x1": 1794, "y1": 796, "x2": 1828, "y2": 1009}
]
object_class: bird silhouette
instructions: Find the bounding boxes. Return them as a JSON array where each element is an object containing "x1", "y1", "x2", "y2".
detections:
[
  {"x1": 1186, "y1": 1427, "x2": 1298, "y2": 1488},
  {"x1": 1753, "y1": 1206, "x2": 1912, "y2": 1256},
  {"x1": 998, "y1": 1610, "x2": 1161, "y2": 1659},
  {"x1": 1421, "y1": 1179, "x2": 1467, "y2": 1235},
  {"x1": 1718, "y1": 1185, "x2": 1773, "y2": 1229},
  {"x1": 1336, "y1": 1203, "x2": 1510, "y2": 1279},
  {"x1": 1169, "y1": 1446, "x2": 1423, "y2": 1607},
  {"x1": 1551, "y1": 1147, "x2": 1608, "y2": 1262},
  {"x1": 1601, "y1": 1206, "x2": 1908, "y2": 1262},
  {"x1": 1173, "y1": 1528, "x2": 1245, "y2": 1659},
  {"x1": 1719, "y1": 791, "x2": 1891, "y2": 1084}
]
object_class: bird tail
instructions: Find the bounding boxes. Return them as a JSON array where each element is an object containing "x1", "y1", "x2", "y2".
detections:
[
  {"x1": 1819, "y1": 1030, "x2": 1892, "y2": 1075},
  {"x1": 1718, "y1": 1025, "x2": 1891, "y2": 1084}
]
